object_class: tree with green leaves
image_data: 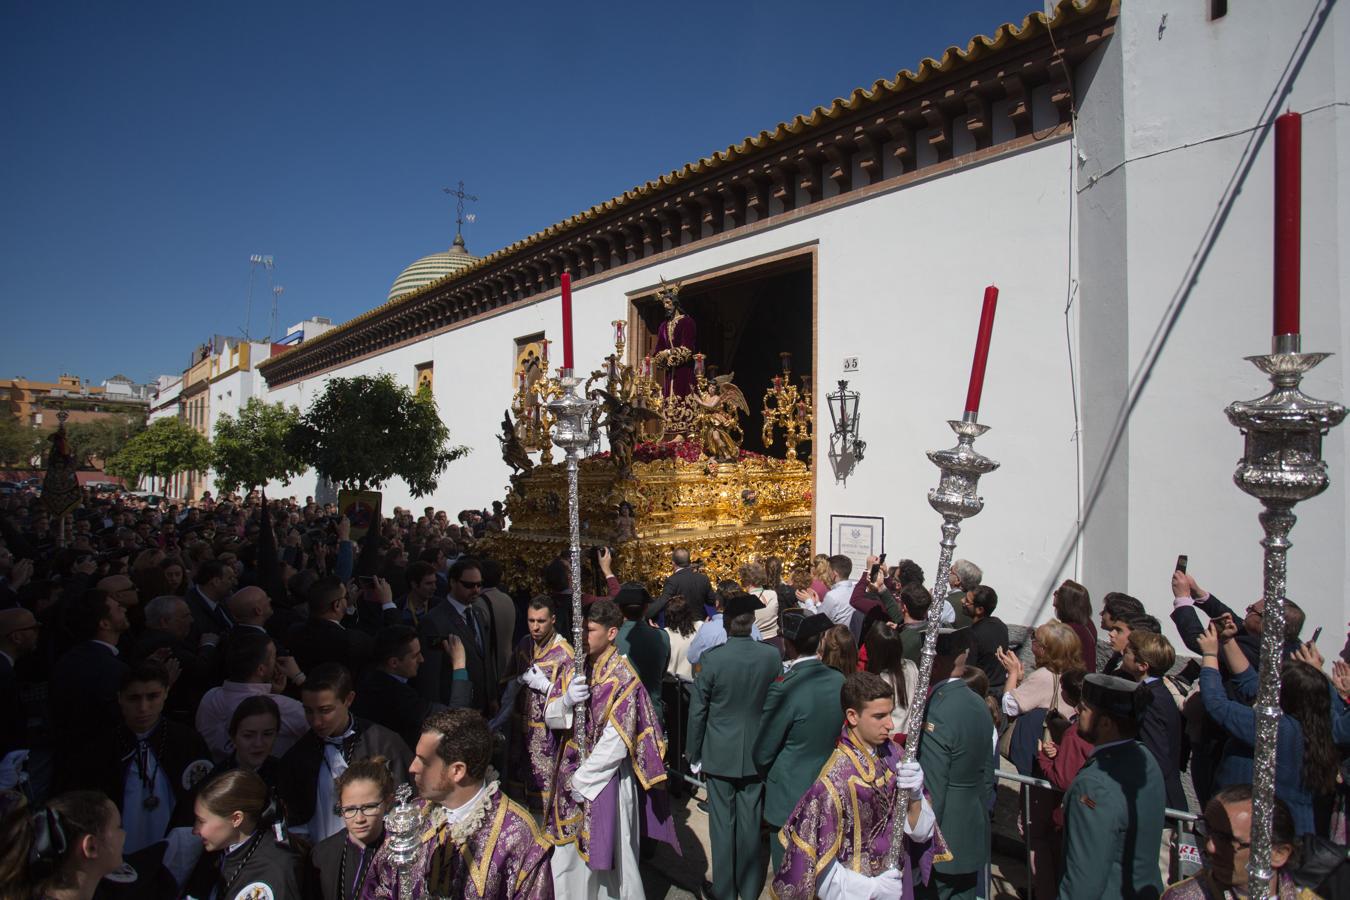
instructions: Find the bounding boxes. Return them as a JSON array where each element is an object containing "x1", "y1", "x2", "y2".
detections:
[
  {"x1": 211, "y1": 398, "x2": 307, "y2": 494},
  {"x1": 61, "y1": 415, "x2": 145, "y2": 469},
  {"x1": 0, "y1": 417, "x2": 41, "y2": 468},
  {"x1": 106, "y1": 417, "x2": 211, "y2": 487},
  {"x1": 287, "y1": 373, "x2": 468, "y2": 496}
]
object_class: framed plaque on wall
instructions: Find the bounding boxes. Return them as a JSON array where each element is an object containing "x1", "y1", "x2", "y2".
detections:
[{"x1": 829, "y1": 515, "x2": 884, "y2": 580}]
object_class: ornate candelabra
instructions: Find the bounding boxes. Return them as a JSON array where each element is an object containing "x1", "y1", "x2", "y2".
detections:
[
  {"x1": 548, "y1": 366, "x2": 599, "y2": 753},
  {"x1": 383, "y1": 783, "x2": 423, "y2": 900},
  {"x1": 1226, "y1": 334, "x2": 1344, "y2": 885},
  {"x1": 887, "y1": 414, "x2": 1000, "y2": 868},
  {"x1": 762, "y1": 352, "x2": 813, "y2": 461}
]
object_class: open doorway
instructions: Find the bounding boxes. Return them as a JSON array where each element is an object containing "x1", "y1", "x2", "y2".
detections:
[{"x1": 630, "y1": 252, "x2": 813, "y2": 459}]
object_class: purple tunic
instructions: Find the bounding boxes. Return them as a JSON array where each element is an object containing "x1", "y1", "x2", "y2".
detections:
[
  {"x1": 543, "y1": 646, "x2": 680, "y2": 868},
  {"x1": 362, "y1": 788, "x2": 553, "y2": 900},
  {"x1": 505, "y1": 633, "x2": 573, "y2": 812},
  {"x1": 653, "y1": 313, "x2": 697, "y2": 398},
  {"x1": 771, "y1": 728, "x2": 949, "y2": 900}
]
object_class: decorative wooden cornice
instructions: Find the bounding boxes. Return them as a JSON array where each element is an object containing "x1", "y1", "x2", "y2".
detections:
[{"x1": 259, "y1": 0, "x2": 1115, "y2": 388}]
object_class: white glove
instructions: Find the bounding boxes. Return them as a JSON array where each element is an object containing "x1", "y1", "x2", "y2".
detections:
[
  {"x1": 568, "y1": 777, "x2": 587, "y2": 804},
  {"x1": 564, "y1": 675, "x2": 590, "y2": 706},
  {"x1": 894, "y1": 760, "x2": 924, "y2": 793},
  {"x1": 520, "y1": 665, "x2": 551, "y2": 692},
  {"x1": 689, "y1": 760, "x2": 702, "y2": 776},
  {"x1": 871, "y1": 868, "x2": 903, "y2": 900}
]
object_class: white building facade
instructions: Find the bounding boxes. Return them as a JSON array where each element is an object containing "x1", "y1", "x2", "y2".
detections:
[{"x1": 258, "y1": 0, "x2": 1348, "y2": 644}]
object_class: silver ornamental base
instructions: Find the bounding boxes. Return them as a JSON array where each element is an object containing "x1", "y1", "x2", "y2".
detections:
[
  {"x1": 887, "y1": 415, "x2": 999, "y2": 869},
  {"x1": 383, "y1": 784, "x2": 424, "y2": 900},
  {"x1": 1225, "y1": 337, "x2": 1344, "y2": 886},
  {"x1": 548, "y1": 369, "x2": 599, "y2": 753}
]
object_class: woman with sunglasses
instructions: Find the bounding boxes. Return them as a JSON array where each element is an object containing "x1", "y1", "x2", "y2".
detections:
[{"x1": 307, "y1": 756, "x2": 394, "y2": 900}]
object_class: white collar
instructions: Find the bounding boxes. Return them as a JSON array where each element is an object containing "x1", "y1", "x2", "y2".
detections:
[
  {"x1": 0, "y1": 650, "x2": 13, "y2": 668},
  {"x1": 92, "y1": 639, "x2": 120, "y2": 656},
  {"x1": 783, "y1": 654, "x2": 818, "y2": 670},
  {"x1": 226, "y1": 833, "x2": 253, "y2": 855},
  {"x1": 441, "y1": 781, "x2": 490, "y2": 824}
]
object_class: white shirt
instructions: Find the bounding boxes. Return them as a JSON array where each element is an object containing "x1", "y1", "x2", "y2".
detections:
[{"x1": 821, "y1": 579, "x2": 857, "y2": 626}]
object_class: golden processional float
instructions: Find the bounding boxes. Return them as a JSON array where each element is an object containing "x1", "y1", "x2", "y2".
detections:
[{"x1": 480, "y1": 284, "x2": 815, "y2": 594}]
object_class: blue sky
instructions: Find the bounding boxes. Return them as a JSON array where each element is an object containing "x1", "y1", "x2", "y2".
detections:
[{"x1": 2, "y1": 1, "x2": 1039, "y2": 384}]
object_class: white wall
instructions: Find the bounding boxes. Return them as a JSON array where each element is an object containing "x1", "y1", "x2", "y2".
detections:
[{"x1": 1075, "y1": 0, "x2": 1348, "y2": 646}]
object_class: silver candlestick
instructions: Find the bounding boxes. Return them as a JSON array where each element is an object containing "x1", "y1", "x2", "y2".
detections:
[
  {"x1": 1225, "y1": 334, "x2": 1344, "y2": 886},
  {"x1": 887, "y1": 414, "x2": 999, "y2": 868},
  {"x1": 383, "y1": 783, "x2": 423, "y2": 900},
  {"x1": 548, "y1": 368, "x2": 599, "y2": 753}
]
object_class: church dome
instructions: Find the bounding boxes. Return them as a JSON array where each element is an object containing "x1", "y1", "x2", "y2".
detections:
[{"x1": 388, "y1": 234, "x2": 478, "y2": 302}]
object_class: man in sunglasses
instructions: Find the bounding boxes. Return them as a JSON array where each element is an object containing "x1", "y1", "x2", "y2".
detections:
[
  {"x1": 415, "y1": 557, "x2": 499, "y2": 716},
  {"x1": 1170, "y1": 566, "x2": 1305, "y2": 673}
]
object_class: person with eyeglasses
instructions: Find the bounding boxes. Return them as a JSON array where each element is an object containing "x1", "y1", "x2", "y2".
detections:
[
  {"x1": 308, "y1": 755, "x2": 395, "y2": 900},
  {"x1": 1170, "y1": 566, "x2": 1306, "y2": 675},
  {"x1": 414, "y1": 557, "x2": 500, "y2": 716},
  {"x1": 1163, "y1": 784, "x2": 1317, "y2": 900}
]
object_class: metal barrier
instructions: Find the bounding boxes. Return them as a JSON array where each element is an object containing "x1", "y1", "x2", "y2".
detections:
[{"x1": 996, "y1": 769, "x2": 1198, "y2": 898}]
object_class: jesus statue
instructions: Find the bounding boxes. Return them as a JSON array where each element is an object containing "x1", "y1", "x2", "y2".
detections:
[{"x1": 651, "y1": 281, "x2": 697, "y2": 398}]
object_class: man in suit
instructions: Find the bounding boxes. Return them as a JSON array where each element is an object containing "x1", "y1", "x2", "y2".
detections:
[
  {"x1": 647, "y1": 548, "x2": 715, "y2": 622},
  {"x1": 286, "y1": 576, "x2": 374, "y2": 674},
  {"x1": 0, "y1": 608, "x2": 40, "y2": 768},
  {"x1": 352, "y1": 625, "x2": 464, "y2": 750},
  {"x1": 1121, "y1": 630, "x2": 1186, "y2": 811},
  {"x1": 1169, "y1": 569, "x2": 1303, "y2": 671},
  {"x1": 49, "y1": 588, "x2": 131, "y2": 790},
  {"x1": 185, "y1": 558, "x2": 236, "y2": 644},
  {"x1": 1059, "y1": 674, "x2": 1165, "y2": 899},
  {"x1": 133, "y1": 594, "x2": 218, "y2": 722},
  {"x1": 614, "y1": 583, "x2": 670, "y2": 720},
  {"x1": 917, "y1": 628, "x2": 995, "y2": 900},
  {"x1": 688, "y1": 592, "x2": 782, "y2": 900},
  {"x1": 962, "y1": 585, "x2": 1010, "y2": 693},
  {"x1": 415, "y1": 557, "x2": 498, "y2": 714},
  {"x1": 754, "y1": 612, "x2": 842, "y2": 871}
]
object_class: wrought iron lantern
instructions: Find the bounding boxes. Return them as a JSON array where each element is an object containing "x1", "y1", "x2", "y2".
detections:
[{"x1": 826, "y1": 379, "x2": 864, "y2": 460}]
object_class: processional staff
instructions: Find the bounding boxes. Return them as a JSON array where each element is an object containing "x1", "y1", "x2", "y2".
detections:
[
  {"x1": 887, "y1": 286, "x2": 1001, "y2": 869},
  {"x1": 1226, "y1": 111, "x2": 1344, "y2": 886}
]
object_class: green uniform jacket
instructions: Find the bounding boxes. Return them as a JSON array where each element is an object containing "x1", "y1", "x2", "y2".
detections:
[
  {"x1": 686, "y1": 635, "x2": 782, "y2": 778},
  {"x1": 917, "y1": 678, "x2": 995, "y2": 873},
  {"x1": 1060, "y1": 739, "x2": 1166, "y2": 899},
  {"x1": 617, "y1": 618, "x2": 670, "y2": 718},
  {"x1": 753, "y1": 657, "x2": 846, "y2": 827}
]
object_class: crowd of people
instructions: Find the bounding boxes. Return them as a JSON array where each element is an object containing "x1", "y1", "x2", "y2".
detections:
[{"x1": 0, "y1": 482, "x2": 1347, "y2": 899}]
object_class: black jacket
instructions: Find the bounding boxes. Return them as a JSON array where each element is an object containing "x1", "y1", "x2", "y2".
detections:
[
  {"x1": 130, "y1": 629, "x2": 220, "y2": 720},
  {"x1": 93, "y1": 719, "x2": 214, "y2": 822},
  {"x1": 648, "y1": 566, "x2": 715, "y2": 621},
  {"x1": 351, "y1": 669, "x2": 456, "y2": 751},
  {"x1": 307, "y1": 829, "x2": 385, "y2": 900},
  {"x1": 1139, "y1": 677, "x2": 1187, "y2": 810},
  {"x1": 278, "y1": 717, "x2": 411, "y2": 828},
  {"x1": 414, "y1": 598, "x2": 497, "y2": 713},
  {"x1": 49, "y1": 640, "x2": 128, "y2": 790},
  {"x1": 1170, "y1": 591, "x2": 1300, "y2": 673},
  {"x1": 183, "y1": 827, "x2": 303, "y2": 900},
  {"x1": 968, "y1": 616, "x2": 1010, "y2": 693},
  {"x1": 185, "y1": 585, "x2": 234, "y2": 644},
  {"x1": 287, "y1": 618, "x2": 374, "y2": 676}
]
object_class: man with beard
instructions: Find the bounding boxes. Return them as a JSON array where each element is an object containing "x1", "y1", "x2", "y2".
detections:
[
  {"x1": 364, "y1": 708, "x2": 554, "y2": 899},
  {"x1": 1059, "y1": 673, "x2": 1165, "y2": 898}
]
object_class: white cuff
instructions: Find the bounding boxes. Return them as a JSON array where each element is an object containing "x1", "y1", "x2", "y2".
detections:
[
  {"x1": 1001, "y1": 692, "x2": 1020, "y2": 717},
  {"x1": 904, "y1": 795, "x2": 936, "y2": 843}
]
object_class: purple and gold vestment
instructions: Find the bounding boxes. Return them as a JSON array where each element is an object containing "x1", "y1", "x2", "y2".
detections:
[
  {"x1": 505, "y1": 632, "x2": 573, "y2": 812},
  {"x1": 771, "y1": 728, "x2": 949, "y2": 900},
  {"x1": 363, "y1": 785, "x2": 553, "y2": 900}
]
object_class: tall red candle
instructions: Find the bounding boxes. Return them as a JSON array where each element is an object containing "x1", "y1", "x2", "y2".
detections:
[
  {"x1": 560, "y1": 272, "x2": 575, "y2": 370},
  {"x1": 1273, "y1": 111, "x2": 1301, "y2": 336},
  {"x1": 963, "y1": 285, "x2": 1000, "y2": 416}
]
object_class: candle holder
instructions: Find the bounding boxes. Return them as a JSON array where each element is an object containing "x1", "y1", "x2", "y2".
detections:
[
  {"x1": 762, "y1": 360, "x2": 813, "y2": 461},
  {"x1": 383, "y1": 783, "x2": 423, "y2": 900},
  {"x1": 887, "y1": 414, "x2": 999, "y2": 868},
  {"x1": 548, "y1": 367, "x2": 599, "y2": 754},
  {"x1": 1225, "y1": 336, "x2": 1344, "y2": 885}
]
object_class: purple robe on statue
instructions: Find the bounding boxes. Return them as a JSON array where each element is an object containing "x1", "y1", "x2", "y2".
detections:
[
  {"x1": 544, "y1": 645, "x2": 680, "y2": 867},
  {"x1": 505, "y1": 632, "x2": 573, "y2": 812},
  {"x1": 771, "y1": 728, "x2": 949, "y2": 900},
  {"x1": 362, "y1": 785, "x2": 553, "y2": 900},
  {"x1": 653, "y1": 313, "x2": 697, "y2": 398}
]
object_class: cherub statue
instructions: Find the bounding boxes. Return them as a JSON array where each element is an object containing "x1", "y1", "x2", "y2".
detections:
[
  {"x1": 498, "y1": 410, "x2": 534, "y2": 475},
  {"x1": 592, "y1": 388, "x2": 663, "y2": 481},
  {"x1": 690, "y1": 374, "x2": 750, "y2": 462}
]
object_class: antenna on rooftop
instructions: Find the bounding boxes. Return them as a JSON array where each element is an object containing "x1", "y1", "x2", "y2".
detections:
[{"x1": 270, "y1": 285, "x2": 284, "y2": 343}]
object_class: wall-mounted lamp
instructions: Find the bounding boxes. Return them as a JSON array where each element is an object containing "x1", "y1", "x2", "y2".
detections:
[{"x1": 826, "y1": 379, "x2": 865, "y2": 482}]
